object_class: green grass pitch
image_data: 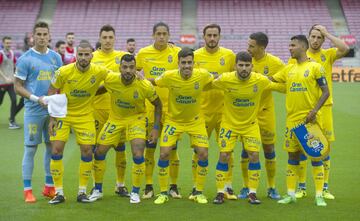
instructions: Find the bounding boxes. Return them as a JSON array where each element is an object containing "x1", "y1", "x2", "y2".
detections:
[{"x1": 0, "y1": 83, "x2": 359, "y2": 221}]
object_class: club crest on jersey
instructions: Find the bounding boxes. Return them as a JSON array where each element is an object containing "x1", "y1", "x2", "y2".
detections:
[
  {"x1": 90, "y1": 75, "x2": 96, "y2": 84},
  {"x1": 100, "y1": 134, "x2": 106, "y2": 140},
  {"x1": 194, "y1": 82, "x2": 199, "y2": 89},
  {"x1": 253, "y1": 84, "x2": 258, "y2": 92},
  {"x1": 168, "y1": 55, "x2": 173, "y2": 63},
  {"x1": 133, "y1": 90, "x2": 139, "y2": 99},
  {"x1": 263, "y1": 66, "x2": 269, "y2": 75},
  {"x1": 163, "y1": 134, "x2": 168, "y2": 142},
  {"x1": 321, "y1": 54, "x2": 326, "y2": 62},
  {"x1": 304, "y1": 70, "x2": 309, "y2": 77},
  {"x1": 220, "y1": 58, "x2": 225, "y2": 66},
  {"x1": 115, "y1": 57, "x2": 121, "y2": 64}
]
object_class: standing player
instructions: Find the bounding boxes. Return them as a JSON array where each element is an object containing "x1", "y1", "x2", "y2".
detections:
[
  {"x1": 92, "y1": 24, "x2": 130, "y2": 197},
  {"x1": 0, "y1": 36, "x2": 21, "y2": 129},
  {"x1": 294, "y1": 25, "x2": 349, "y2": 200},
  {"x1": 136, "y1": 22, "x2": 181, "y2": 199},
  {"x1": 89, "y1": 54, "x2": 162, "y2": 204},
  {"x1": 151, "y1": 48, "x2": 214, "y2": 204},
  {"x1": 54, "y1": 40, "x2": 66, "y2": 64},
  {"x1": 242, "y1": 32, "x2": 285, "y2": 199},
  {"x1": 47, "y1": 40, "x2": 109, "y2": 204},
  {"x1": 63, "y1": 32, "x2": 76, "y2": 65},
  {"x1": 126, "y1": 38, "x2": 136, "y2": 55},
  {"x1": 212, "y1": 51, "x2": 284, "y2": 205},
  {"x1": 272, "y1": 35, "x2": 329, "y2": 206},
  {"x1": 14, "y1": 22, "x2": 62, "y2": 203},
  {"x1": 193, "y1": 24, "x2": 236, "y2": 200}
]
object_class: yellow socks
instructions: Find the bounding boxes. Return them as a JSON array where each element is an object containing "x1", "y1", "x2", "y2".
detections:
[
  {"x1": 196, "y1": 160, "x2": 208, "y2": 192},
  {"x1": 115, "y1": 145, "x2": 126, "y2": 186},
  {"x1": 50, "y1": 155, "x2": 64, "y2": 193},
  {"x1": 169, "y1": 148, "x2": 179, "y2": 185},
  {"x1": 158, "y1": 160, "x2": 169, "y2": 193},
  {"x1": 215, "y1": 162, "x2": 228, "y2": 192},
  {"x1": 79, "y1": 155, "x2": 93, "y2": 192},
  {"x1": 286, "y1": 160, "x2": 299, "y2": 196},
  {"x1": 311, "y1": 161, "x2": 325, "y2": 196},
  {"x1": 264, "y1": 151, "x2": 276, "y2": 188},
  {"x1": 248, "y1": 162, "x2": 261, "y2": 193},
  {"x1": 240, "y1": 149, "x2": 249, "y2": 188}
]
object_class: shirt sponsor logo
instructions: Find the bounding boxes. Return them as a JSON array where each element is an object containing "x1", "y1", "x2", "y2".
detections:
[
  {"x1": 70, "y1": 89, "x2": 91, "y2": 97},
  {"x1": 115, "y1": 99, "x2": 135, "y2": 109},
  {"x1": 232, "y1": 98, "x2": 254, "y2": 107},
  {"x1": 37, "y1": 70, "x2": 52, "y2": 81},
  {"x1": 290, "y1": 82, "x2": 307, "y2": 92},
  {"x1": 176, "y1": 95, "x2": 196, "y2": 104},
  {"x1": 150, "y1": 66, "x2": 165, "y2": 76}
]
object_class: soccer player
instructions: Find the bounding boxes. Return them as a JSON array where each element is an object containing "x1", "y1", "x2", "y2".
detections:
[
  {"x1": 212, "y1": 51, "x2": 284, "y2": 205},
  {"x1": 151, "y1": 47, "x2": 213, "y2": 205},
  {"x1": 63, "y1": 32, "x2": 76, "y2": 65},
  {"x1": 89, "y1": 54, "x2": 162, "y2": 204},
  {"x1": 294, "y1": 25, "x2": 349, "y2": 200},
  {"x1": 272, "y1": 35, "x2": 329, "y2": 206},
  {"x1": 92, "y1": 24, "x2": 130, "y2": 197},
  {"x1": 47, "y1": 40, "x2": 109, "y2": 204},
  {"x1": 193, "y1": 24, "x2": 236, "y2": 200},
  {"x1": 241, "y1": 32, "x2": 285, "y2": 199},
  {"x1": 14, "y1": 22, "x2": 62, "y2": 203},
  {"x1": 0, "y1": 36, "x2": 21, "y2": 129},
  {"x1": 136, "y1": 22, "x2": 181, "y2": 199},
  {"x1": 54, "y1": 40, "x2": 66, "y2": 64},
  {"x1": 126, "y1": 38, "x2": 136, "y2": 55}
]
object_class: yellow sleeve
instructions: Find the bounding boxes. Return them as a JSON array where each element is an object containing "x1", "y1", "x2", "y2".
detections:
[
  {"x1": 314, "y1": 64, "x2": 326, "y2": 80},
  {"x1": 272, "y1": 65, "x2": 290, "y2": 83},
  {"x1": 229, "y1": 52, "x2": 236, "y2": 71},
  {"x1": 203, "y1": 69, "x2": 214, "y2": 85},
  {"x1": 327, "y1": 48, "x2": 338, "y2": 64},
  {"x1": 212, "y1": 74, "x2": 225, "y2": 90},
  {"x1": 267, "y1": 81, "x2": 286, "y2": 93},
  {"x1": 103, "y1": 72, "x2": 115, "y2": 93},
  {"x1": 287, "y1": 58, "x2": 296, "y2": 65},
  {"x1": 51, "y1": 69, "x2": 64, "y2": 89},
  {"x1": 154, "y1": 72, "x2": 169, "y2": 88},
  {"x1": 135, "y1": 52, "x2": 143, "y2": 70},
  {"x1": 143, "y1": 80, "x2": 159, "y2": 102}
]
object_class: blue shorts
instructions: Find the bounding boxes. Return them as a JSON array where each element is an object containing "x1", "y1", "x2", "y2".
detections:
[{"x1": 24, "y1": 114, "x2": 50, "y2": 145}]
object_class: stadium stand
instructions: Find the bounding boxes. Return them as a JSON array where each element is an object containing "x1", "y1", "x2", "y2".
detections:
[{"x1": 340, "y1": 0, "x2": 360, "y2": 40}]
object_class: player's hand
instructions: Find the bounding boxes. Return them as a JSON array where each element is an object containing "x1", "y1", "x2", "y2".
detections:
[
  {"x1": 148, "y1": 128, "x2": 159, "y2": 144},
  {"x1": 5, "y1": 77, "x2": 13, "y2": 84},
  {"x1": 305, "y1": 109, "x2": 317, "y2": 124},
  {"x1": 313, "y1": 25, "x2": 329, "y2": 37},
  {"x1": 38, "y1": 96, "x2": 47, "y2": 108},
  {"x1": 136, "y1": 70, "x2": 145, "y2": 80},
  {"x1": 48, "y1": 117, "x2": 57, "y2": 136}
]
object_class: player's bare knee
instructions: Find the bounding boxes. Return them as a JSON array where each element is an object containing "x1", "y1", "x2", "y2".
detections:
[
  {"x1": 51, "y1": 141, "x2": 65, "y2": 155},
  {"x1": 248, "y1": 151, "x2": 260, "y2": 163},
  {"x1": 80, "y1": 145, "x2": 93, "y2": 157},
  {"x1": 196, "y1": 147, "x2": 208, "y2": 161},
  {"x1": 263, "y1": 143, "x2": 274, "y2": 153},
  {"x1": 288, "y1": 151, "x2": 301, "y2": 161},
  {"x1": 219, "y1": 152, "x2": 230, "y2": 163},
  {"x1": 159, "y1": 147, "x2": 172, "y2": 160},
  {"x1": 95, "y1": 145, "x2": 108, "y2": 156}
]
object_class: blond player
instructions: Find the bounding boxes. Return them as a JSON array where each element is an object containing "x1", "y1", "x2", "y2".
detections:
[
  {"x1": 92, "y1": 24, "x2": 130, "y2": 197},
  {"x1": 47, "y1": 40, "x2": 109, "y2": 204},
  {"x1": 193, "y1": 24, "x2": 236, "y2": 200},
  {"x1": 136, "y1": 22, "x2": 181, "y2": 199}
]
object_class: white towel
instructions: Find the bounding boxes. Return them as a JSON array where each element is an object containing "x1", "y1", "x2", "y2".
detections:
[{"x1": 44, "y1": 94, "x2": 67, "y2": 118}]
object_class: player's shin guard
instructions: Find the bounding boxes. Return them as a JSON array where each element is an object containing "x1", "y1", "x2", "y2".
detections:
[
  {"x1": 311, "y1": 161, "x2": 324, "y2": 197},
  {"x1": 215, "y1": 162, "x2": 228, "y2": 192},
  {"x1": 196, "y1": 160, "x2": 208, "y2": 192},
  {"x1": 287, "y1": 160, "x2": 299, "y2": 196},
  {"x1": 50, "y1": 155, "x2": 64, "y2": 193},
  {"x1": 264, "y1": 151, "x2": 276, "y2": 188},
  {"x1": 323, "y1": 156, "x2": 330, "y2": 190},
  {"x1": 240, "y1": 149, "x2": 249, "y2": 188},
  {"x1": 192, "y1": 150, "x2": 198, "y2": 185},
  {"x1": 298, "y1": 154, "x2": 307, "y2": 190},
  {"x1": 158, "y1": 160, "x2": 169, "y2": 193},
  {"x1": 169, "y1": 146, "x2": 179, "y2": 185},
  {"x1": 93, "y1": 154, "x2": 106, "y2": 191},
  {"x1": 248, "y1": 162, "x2": 261, "y2": 193},
  {"x1": 132, "y1": 156, "x2": 145, "y2": 192},
  {"x1": 145, "y1": 142, "x2": 156, "y2": 185},
  {"x1": 115, "y1": 144, "x2": 126, "y2": 186},
  {"x1": 79, "y1": 155, "x2": 93, "y2": 193},
  {"x1": 225, "y1": 153, "x2": 234, "y2": 188}
]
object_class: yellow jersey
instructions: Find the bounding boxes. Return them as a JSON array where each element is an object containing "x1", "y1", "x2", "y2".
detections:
[
  {"x1": 103, "y1": 72, "x2": 158, "y2": 121},
  {"x1": 272, "y1": 61, "x2": 326, "y2": 122},
  {"x1": 306, "y1": 48, "x2": 337, "y2": 105},
  {"x1": 155, "y1": 68, "x2": 214, "y2": 123},
  {"x1": 91, "y1": 49, "x2": 128, "y2": 109},
  {"x1": 136, "y1": 44, "x2": 181, "y2": 115},
  {"x1": 212, "y1": 71, "x2": 278, "y2": 129},
  {"x1": 51, "y1": 63, "x2": 108, "y2": 116},
  {"x1": 194, "y1": 47, "x2": 235, "y2": 115}
]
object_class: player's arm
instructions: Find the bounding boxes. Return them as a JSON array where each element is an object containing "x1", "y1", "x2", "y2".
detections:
[
  {"x1": 267, "y1": 81, "x2": 286, "y2": 93},
  {"x1": 305, "y1": 77, "x2": 329, "y2": 124},
  {"x1": 147, "y1": 78, "x2": 157, "y2": 86},
  {"x1": 314, "y1": 25, "x2": 350, "y2": 59},
  {"x1": 148, "y1": 97, "x2": 162, "y2": 144}
]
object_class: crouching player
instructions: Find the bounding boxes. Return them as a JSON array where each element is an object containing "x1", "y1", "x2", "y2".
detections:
[{"x1": 89, "y1": 54, "x2": 162, "y2": 204}]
